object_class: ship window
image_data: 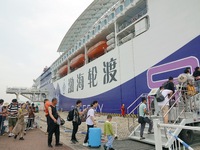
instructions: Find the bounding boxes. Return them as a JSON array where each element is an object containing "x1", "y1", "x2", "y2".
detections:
[
  {"x1": 116, "y1": 5, "x2": 123, "y2": 15},
  {"x1": 79, "y1": 42, "x2": 81, "y2": 46},
  {"x1": 124, "y1": 0, "x2": 133, "y2": 7},
  {"x1": 108, "y1": 13, "x2": 115, "y2": 22},
  {"x1": 98, "y1": 25, "x2": 101, "y2": 30},
  {"x1": 83, "y1": 38, "x2": 85, "y2": 43},
  {"x1": 92, "y1": 29, "x2": 95, "y2": 35},
  {"x1": 104, "y1": 19, "x2": 107, "y2": 25},
  {"x1": 87, "y1": 34, "x2": 90, "y2": 39}
]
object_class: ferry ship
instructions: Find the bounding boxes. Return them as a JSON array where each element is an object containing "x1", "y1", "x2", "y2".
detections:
[{"x1": 33, "y1": 0, "x2": 200, "y2": 113}]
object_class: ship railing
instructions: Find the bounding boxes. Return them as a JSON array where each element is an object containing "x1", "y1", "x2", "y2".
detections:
[
  {"x1": 154, "y1": 119, "x2": 197, "y2": 150},
  {"x1": 127, "y1": 93, "x2": 148, "y2": 132}
]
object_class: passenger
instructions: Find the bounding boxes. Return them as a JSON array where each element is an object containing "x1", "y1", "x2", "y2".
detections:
[
  {"x1": 13, "y1": 103, "x2": 28, "y2": 140},
  {"x1": 139, "y1": 97, "x2": 153, "y2": 140},
  {"x1": 44, "y1": 99, "x2": 51, "y2": 134},
  {"x1": 158, "y1": 86, "x2": 173, "y2": 124},
  {"x1": 0, "y1": 99, "x2": 4, "y2": 134},
  {"x1": 121, "y1": 104, "x2": 125, "y2": 117},
  {"x1": 83, "y1": 100, "x2": 98, "y2": 147},
  {"x1": 71, "y1": 100, "x2": 84, "y2": 144},
  {"x1": 7, "y1": 99, "x2": 20, "y2": 137},
  {"x1": 48, "y1": 98, "x2": 63, "y2": 148},
  {"x1": 183, "y1": 67, "x2": 194, "y2": 88},
  {"x1": 27, "y1": 105, "x2": 35, "y2": 130},
  {"x1": 193, "y1": 67, "x2": 200, "y2": 93},
  {"x1": 163, "y1": 76, "x2": 175, "y2": 93},
  {"x1": 187, "y1": 80, "x2": 197, "y2": 96},
  {"x1": 1, "y1": 105, "x2": 8, "y2": 135},
  {"x1": 104, "y1": 115, "x2": 115, "y2": 150}
]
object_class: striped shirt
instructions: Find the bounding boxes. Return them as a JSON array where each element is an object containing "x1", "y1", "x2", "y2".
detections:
[{"x1": 7, "y1": 103, "x2": 20, "y2": 118}]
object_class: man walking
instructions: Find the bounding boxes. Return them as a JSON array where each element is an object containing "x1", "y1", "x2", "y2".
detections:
[
  {"x1": 7, "y1": 99, "x2": 20, "y2": 137},
  {"x1": 71, "y1": 100, "x2": 84, "y2": 144},
  {"x1": 139, "y1": 97, "x2": 153, "y2": 140},
  {"x1": 48, "y1": 98, "x2": 62, "y2": 148}
]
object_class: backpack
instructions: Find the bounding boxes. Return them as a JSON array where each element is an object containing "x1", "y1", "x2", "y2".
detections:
[
  {"x1": 80, "y1": 108, "x2": 90, "y2": 122},
  {"x1": 156, "y1": 90, "x2": 165, "y2": 102},
  {"x1": 67, "y1": 109, "x2": 74, "y2": 121}
]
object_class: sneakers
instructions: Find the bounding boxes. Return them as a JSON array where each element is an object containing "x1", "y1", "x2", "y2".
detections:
[
  {"x1": 140, "y1": 137, "x2": 145, "y2": 140},
  {"x1": 55, "y1": 143, "x2": 63, "y2": 146},
  {"x1": 19, "y1": 137, "x2": 24, "y2": 140},
  {"x1": 71, "y1": 140, "x2": 76, "y2": 144},
  {"x1": 148, "y1": 131, "x2": 154, "y2": 134},
  {"x1": 8, "y1": 133, "x2": 14, "y2": 137},
  {"x1": 103, "y1": 145, "x2": 107, "y2": 150},
  {"x1": 74, "y1": 139, "x2": 79, "y2": 143},
  {"x1": 83, "y1": 143, "x2": 88, "y2": 147},
  {"x1": 48, "y1": 144, "x2": 53, "y2": 148},
  {"x1": 14, "y1": 135, "x2": 18, "y2": 139},
  {"x1": 109, "y1": 148, "x2": 115, "y2": 150}
]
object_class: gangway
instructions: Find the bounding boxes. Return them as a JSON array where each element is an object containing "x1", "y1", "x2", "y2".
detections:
[
  {"x1": 6, "y1": 87, "x2": 48, "y2": 102},
  {"x1": 127, "y1": 75, "x2": 200, "y2": 148}
]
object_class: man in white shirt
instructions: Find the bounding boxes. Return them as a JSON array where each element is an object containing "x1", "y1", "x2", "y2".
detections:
[
  {"x1": 158, "y1": 86, "x2": 173, "y2": 124},
  {"x1": 83, "y1": 101, "x2": 98, "y2": 147}
]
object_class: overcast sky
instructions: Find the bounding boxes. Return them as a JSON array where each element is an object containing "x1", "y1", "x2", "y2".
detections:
[{"x1": 0, "y1": 0, "x2": 93, "y2": 102}]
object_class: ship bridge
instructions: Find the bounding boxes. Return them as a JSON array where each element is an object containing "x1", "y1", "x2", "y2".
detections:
[{"x1": 6, "y1": 87, "x2": 48, "y2": 102}]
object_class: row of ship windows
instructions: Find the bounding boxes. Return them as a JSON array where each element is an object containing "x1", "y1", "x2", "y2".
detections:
[{"x1": 52, "y1": 0, "x2": 134, "y2": 70}]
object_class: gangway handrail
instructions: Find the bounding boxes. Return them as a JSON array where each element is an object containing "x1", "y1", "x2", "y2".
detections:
[
  {"x1": 128, "y1": 102, "x2": 142, "y2": 115},
  {"x1": 127, "y1": 93, "x2": 148, "y2": 114},
  {"x1": 154, "y1": 119, "x2": 198, "y2": 150},
  {"x1": 163, "y1": 93, "x2": 182, "y2": 118}
]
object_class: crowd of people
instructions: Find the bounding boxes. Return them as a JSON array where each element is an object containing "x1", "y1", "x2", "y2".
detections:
[
  {"x1": 43, "y1": 99, "x2": 115, "y2": 150},
  {"x1": 0, "y1": 99, "x2": 38, "y2": 139},
  {"x1": 138, "y1": 66, "x2": 200, "y2": 140}
]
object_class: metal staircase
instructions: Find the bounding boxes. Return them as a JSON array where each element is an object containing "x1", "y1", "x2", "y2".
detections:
[{"x1": 127, "y1": 88, "x2": 200, "y2": 148}]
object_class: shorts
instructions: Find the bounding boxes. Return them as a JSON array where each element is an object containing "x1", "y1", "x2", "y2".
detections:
[
  {"x1": 161, "y1": 105, "x2": 169, "y2": 116},
  {"x1": 8, "y1": 118, "x2": 18, "y2": 127}
]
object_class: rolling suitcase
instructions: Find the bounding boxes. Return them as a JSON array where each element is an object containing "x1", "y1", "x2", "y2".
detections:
[{"x1": 88, "y1": 128, "x2": 101, "y2": 147}]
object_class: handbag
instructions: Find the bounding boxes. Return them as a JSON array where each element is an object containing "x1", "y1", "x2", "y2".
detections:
[
  {"x1": 57, "y1": 117, "x2": 65, "y2": 125},
  {"x1": 60, "y1": 118, "x2": 65, "y2": 126},
  {"x1": 138, "y1": 116, "x2": 145, "y2": 124}
]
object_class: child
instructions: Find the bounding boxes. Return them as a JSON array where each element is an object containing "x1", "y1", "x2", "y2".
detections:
[
  {"x1": 104, "y1": 115, "x2": 115, "y2": 150},
  {"x1": 13, "y1": 103, "x2": 28, "y2": 140}
]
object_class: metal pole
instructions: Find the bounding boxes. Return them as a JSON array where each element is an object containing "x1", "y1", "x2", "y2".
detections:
[{"x1": 153, "y1": 119, "x2": 162, "y2": 150}]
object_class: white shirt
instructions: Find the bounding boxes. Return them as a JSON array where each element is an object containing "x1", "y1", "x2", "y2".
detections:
[
  {"x1": 158, "y1": 89, "x2": 172, "y2": 106},
  {"x1": 86, "y1": 108, "x2": 95, "y2": 125}
]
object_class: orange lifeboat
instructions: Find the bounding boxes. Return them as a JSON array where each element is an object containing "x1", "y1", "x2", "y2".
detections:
[
  {"x1": 58, "y1": 65, "x2": 68, "y2": 77},
  {"x1": 70, "y1": 54, "x2": 85, "y2": 69},
  {"x1": 87, "y1": 41, "x2": 108, "y2": 60}
]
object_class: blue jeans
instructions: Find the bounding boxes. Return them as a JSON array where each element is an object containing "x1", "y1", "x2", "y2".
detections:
[{"x1": 106, "y1": 135, "x2": 114, "y2": 148}]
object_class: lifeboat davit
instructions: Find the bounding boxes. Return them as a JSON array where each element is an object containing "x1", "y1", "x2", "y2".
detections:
[
  {"x1": 70, "y1": 54, "x2": 85, "y2": 69},
  {"x1": 87, "y1": 41, "x2": 108, "y2": 60},
  {"x1": 58, "y1": 65, "x2": 68, "y2": 77}
]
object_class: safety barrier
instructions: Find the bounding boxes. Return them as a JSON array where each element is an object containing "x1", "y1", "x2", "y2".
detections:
[{"x1": 153, "y1": 119, "x2": 200, "y2": 150}]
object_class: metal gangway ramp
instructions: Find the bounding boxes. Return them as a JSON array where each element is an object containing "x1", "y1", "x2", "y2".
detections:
[{"x1": 6, "y1": 87, "x2": 48, "y2": 101}]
